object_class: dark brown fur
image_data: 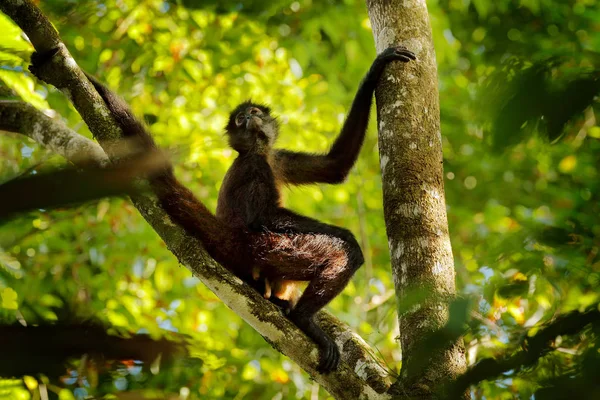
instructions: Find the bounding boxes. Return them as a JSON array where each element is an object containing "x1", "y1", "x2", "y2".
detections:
[{"x1": 68, "y1": 45, "x2": 416, "y2": 372}]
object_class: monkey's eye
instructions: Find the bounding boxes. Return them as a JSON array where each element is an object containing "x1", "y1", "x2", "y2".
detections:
[
  {"x1": 235, "y1": 113, "x2": 245, "y2": 127},
  {"x1": 248, "y1": 107, "x2": 263, "y2": 116}
]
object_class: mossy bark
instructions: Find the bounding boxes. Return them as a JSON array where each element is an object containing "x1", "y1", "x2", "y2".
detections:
[{"x1": 366, "y1": 0, "x2": 467, "y2": 397}]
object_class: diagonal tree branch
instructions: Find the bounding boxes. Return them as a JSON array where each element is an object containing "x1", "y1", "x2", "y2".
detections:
[
  {"x1": 0, "y1": 1, "x2": 391, "y2": 397},
  {"x1": 0, "y1": 99, "x2": 108, "y2": 167},
  {"x1": 446, "y1": 304, "x2": 600, "y2": 398}
]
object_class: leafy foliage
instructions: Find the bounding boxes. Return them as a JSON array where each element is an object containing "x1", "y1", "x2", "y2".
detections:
[{"x1": 0, "y1": 0, "x2": 599, "y2": 398}]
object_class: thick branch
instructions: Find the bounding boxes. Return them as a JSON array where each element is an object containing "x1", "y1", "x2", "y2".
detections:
[
  {"x1": 0, "y1": 1, "x2": 124, "y2": 153},
  {"x1": 0, "y1": 100, "x2": 108, "y2": 167},
  {"x1": 0, "y1": 1, "x2": 390, "y2": 397},
  {"x1": 447, "y1": 305, "x2": 600, "y2": 397}
]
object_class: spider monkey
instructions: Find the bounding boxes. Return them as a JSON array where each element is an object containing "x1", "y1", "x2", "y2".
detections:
[{"x1": 29, "y1": 45, "x2": 415, "y2": 372}]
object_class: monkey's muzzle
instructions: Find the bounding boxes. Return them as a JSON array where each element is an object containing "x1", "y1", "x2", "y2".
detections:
[{"x1": 245, "y1": 115, "x2": 263, "y2": 131}]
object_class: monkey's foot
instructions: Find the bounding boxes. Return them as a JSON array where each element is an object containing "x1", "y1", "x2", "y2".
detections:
[
  {"x1": 29, "y1": 47, "x2": 60, "y2": 81},
  {"x1": 289, "y1": 312, "x2": 340, "y2": 373}
]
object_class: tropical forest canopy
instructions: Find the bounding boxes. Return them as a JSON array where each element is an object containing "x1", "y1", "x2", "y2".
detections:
[{"x1": 0, "y1": 0, "x2": 598, "y2": 398}]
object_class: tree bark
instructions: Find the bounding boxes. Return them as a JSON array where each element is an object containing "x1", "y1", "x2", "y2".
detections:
[
  {"x1": 366, "y1": 0, "x2": 467, "y2": 397},
  {"x1": 0, "y1": 100, "x2": 108, "y2": 167}
]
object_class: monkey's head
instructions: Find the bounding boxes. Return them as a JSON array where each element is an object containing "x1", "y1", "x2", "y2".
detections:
[{"x1": 225, "y1": 101, "x2": 279, "y2": 154}]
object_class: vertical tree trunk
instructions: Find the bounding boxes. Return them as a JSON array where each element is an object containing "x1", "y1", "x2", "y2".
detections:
[{"x1": 366, "y1": 0, "x2": 467, "y2": 396}]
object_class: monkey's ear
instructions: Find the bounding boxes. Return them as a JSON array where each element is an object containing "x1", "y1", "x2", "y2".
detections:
[{"x1": 259, "y1": 104, "x2": 272, "y2": 115}]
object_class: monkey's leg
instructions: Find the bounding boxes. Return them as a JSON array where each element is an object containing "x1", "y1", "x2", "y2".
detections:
[
  {"x1": 288, "y1": 237, "x2": 362, "y2": 373},
  {"x1": 253, "y1": 230, "x2": 363, "y2": 372},
  {"x1": 264, "y1": 208, "x2": 364, "y2": 252}
]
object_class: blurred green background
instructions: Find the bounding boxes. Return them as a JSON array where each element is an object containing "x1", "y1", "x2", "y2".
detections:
[{"x1": 0, "y1": 0, "x2": 599, "y2": 399}]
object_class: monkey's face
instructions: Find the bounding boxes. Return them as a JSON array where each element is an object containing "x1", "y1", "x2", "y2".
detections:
[{"x1": 226, "y1": 101, "x2": 279, "y2": 154}]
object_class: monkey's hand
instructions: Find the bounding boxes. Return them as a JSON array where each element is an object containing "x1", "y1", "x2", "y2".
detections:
[
  {"x1": 378, "y1": 46, "x2": 416, "y2": 63},
  {"x1": 269, "y1": 297, "x2": 293, "y2": 315},
  {"x1": 289, "y1": 311, "x2": 340, "y2": 373},
  {"x1": 28, "y1": 47, "x2": 61, "y2": 83},
  {"x1": 367, "y1": 45, "x2": 416, "y2": 83}
]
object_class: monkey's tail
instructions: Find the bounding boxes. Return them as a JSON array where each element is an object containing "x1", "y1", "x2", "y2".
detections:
[
  {"x1": 151, "y1": 173, "x2": 237, "y2": 264},
  {"x1": 85, "y1": 73, "x2": 235, "y2": 264}
]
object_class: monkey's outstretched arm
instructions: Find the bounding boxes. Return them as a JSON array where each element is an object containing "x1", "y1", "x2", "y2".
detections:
[{"x1": 273, "y1": 46, "x2": 415, "y2": 185}]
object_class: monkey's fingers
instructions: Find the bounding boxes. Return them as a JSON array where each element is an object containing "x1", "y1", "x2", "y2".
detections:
[
  {"x1": 316, "y1": 337, "x2": 340, "y2": 373},
  {"x1": 329, "y1": 345, "x2": 340, "y2": 371},
  {"x1": 389, "y1": 48, "x2": 417, "y2": 62},
  {"x1": 379, "y1": 46, "x2": 417, "y2": 63},
  {"x1": 394, "y1": 55, "x2": 414, "y2": 63},
  {"x1": 394, "y1": 48, "x2": 417, "y2": 60}
]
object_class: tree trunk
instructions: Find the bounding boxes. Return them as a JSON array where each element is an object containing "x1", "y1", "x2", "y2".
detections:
[{"x1": 366, "y1": 0, "x2": 467, "y2": 396}]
